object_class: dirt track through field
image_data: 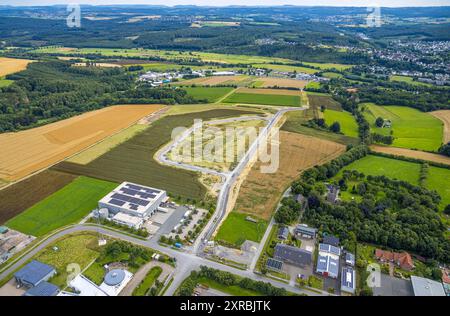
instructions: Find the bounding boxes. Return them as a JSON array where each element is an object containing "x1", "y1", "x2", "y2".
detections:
[
  {"x1": 370, "y1": 145, "x2": 450, "y2": 166},
  {"x1": 430, "y1": 110, "x2": 450, "y2": 143},
  {"x1": 233, "y1": 131, "x2": 345, "y2": 220},
  {"x1": 0, "y1": 105, "x2": 164, "y2": 181},
  {"x1": 0, "y1": 57, "x2": 33, "y2": 76}
]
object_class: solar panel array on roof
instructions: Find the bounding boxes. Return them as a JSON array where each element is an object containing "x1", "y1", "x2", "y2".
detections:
[
  {"x1": 109, "y1": 199, "x2": 125, "y2": 207},
  {"x1": 316, "y1": 254, "x2": 339, "y2": 278},
  {"x1": 319, "y1": 243, "x2": 341, "y2": 256},
  {"x1": 341, "y1": 267, "x2": 355, "y2": 292},
  {"x1": 111, "y1": 193, "x2": 150, "y2": 207},
  {"x1": 120, "y1": 187, "x2": 156, "y2": 199},
  {"x1": 126, "y1": 183, "x2": 160, "y2": 195},
  {"x1": 266, "y1": 258, "x2": 283, "y2": 271}
]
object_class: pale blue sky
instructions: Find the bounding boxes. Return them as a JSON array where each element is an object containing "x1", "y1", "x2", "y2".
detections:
[{"x1": 2, "y1": 0, "x2": 450, "y2": 7}]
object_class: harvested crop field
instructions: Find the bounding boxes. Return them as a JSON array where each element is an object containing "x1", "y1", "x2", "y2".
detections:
[
  {"x1": 53, "y1": 109, "x2": 259, "y2": 201},
  {"x1": 179, "y1": 75, "x2": 248, "y2": 86},
  {"x1": 233, "y1": 131, "x2": 345, "y2": 220},
  {"x1": 0, "y1": 104, "x2": 164, "y2": 181},
  {"x1": 254, "y1": 77, "x2": 307, "y2": 89},
  {"x1": 430, "y1": 110, "x2": 450, "y2": 143},
  {"x1": 0, "y1": 57, "x2": 33, "y2": 76},
  {"x1": 0, "y1": 170, "x2": 76, "y2": 225},
  {"x1": 370, "y1": 145, "x2": 450, "y2": 166}
]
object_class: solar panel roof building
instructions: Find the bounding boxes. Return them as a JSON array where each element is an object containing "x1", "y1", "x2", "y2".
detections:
[
  {"x1": 316, "y1": 254, "x2": 339, "y2": 279},
  {"x1": 23, "y1": 281, "x2": 59, "y2": 297},
  {"x1": 273, "y1": 244, "x2": 312, "y2": 268},
  {"x1": 99, "y1": 182, "x2": 166, "y2": 218},
  {"x1": 341, "y1": 267, "x2": 356, "y2": 294},
  {"x1": 266, "y1": 258, "x2": 283, "y2": 271}
]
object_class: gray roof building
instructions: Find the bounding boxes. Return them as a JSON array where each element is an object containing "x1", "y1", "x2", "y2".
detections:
[
  {"x1": 278, "y1": 226, "x2": 289, "y2": 240},
  {"x1": 319, "y1": 243, "x2": 341, "y2": 256},
  {"x1": 294, "y1": 225, "x2": 317, "y2": 238},
  {"x1": 345, "y1": 252, "x2": 355, "y2": 266},
  {"x1": 23, "y1": 281, "x2": 59, "y2": 296},
  {"x1": 341, "y1": 267, "x2": 356, "y2": 294},
  {"x1": 323, "y1": 235, "x2": 340, "y2": 247},
  {"x1": 411, "y1": 276, "x2": 446, "y2": 296},
  {"x1": 273, "y1": 244, "x2": 312, "y2": 268},
  {"x1": 14, "y1": 260, "x2": 56, "y2": 288}
]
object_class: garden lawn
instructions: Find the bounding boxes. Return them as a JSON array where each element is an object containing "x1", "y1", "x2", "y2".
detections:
[
  {"x1": 224, "y1": 92, "x2": 300, "y2": 107},
  {"x1": 6, "y1": 176, "x2": 118, "y2": 236},
  {"x1": 335, "y1": 155, "x2": 421, "y2": 185},
  {"x1": 362, "y1": 103, "x2": 443, "y2": 151},
  {"x1": 323, "y1": 109, "x2": 359, "y2": 138},
  {"x1": 215, "y1": 212, "x2": 268, "y2": 247},
  {"x1": 182, "y1": 86, "x2": 234, "y2": 102}
]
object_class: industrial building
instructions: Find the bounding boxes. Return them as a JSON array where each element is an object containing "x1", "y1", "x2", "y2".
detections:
[
  {"x1": 411, "y1": 276, "x2": 446, "y2": 296},
  {"x1": 14, "y1": 260, "x2": 57, "y2": 288},
  {"x1": 23, "y1": 281, "x2": 59, "y2": 297},
  {"x1": 340, "y1": 267, "x2": 356, "y2": 294},
  {"x1": 273, "y1": 243, "x2": 312, "y2": 268},
  {"x1": 294, "y1": 225, "x2": 317, "y2": 239},
  {"x1": 112, "y1": 212, "x2": 144, "y2": 229},
  {"x1": 98, "y1": 182, "x2": 166, "y2": 218},
  {"x1": 316, "y1": 243, "x2": 341, "y2": 279}
]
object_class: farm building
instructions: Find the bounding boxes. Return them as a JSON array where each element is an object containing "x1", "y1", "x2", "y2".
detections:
[
  {"x1": 14, "y1": 260, "x2": 56, "y2": 288},
  {"x1": 294, "y1": 225, "x2": 317, "y2": 239},
  {"x1": 98, "y1": 182, "x2": 166, "y2": 218},
  {"x1": 23, "y1": 281, "x2": 59, "y2": 297},
  {"x1": 341, "y1": 267, "x2": 356, "y2": 294},
  {"x1": 411, "y1": 276, "x2": 445, "y2": 296},
  {"x1": 273, "y1": 243, "x2": 312, "y2": 268}
]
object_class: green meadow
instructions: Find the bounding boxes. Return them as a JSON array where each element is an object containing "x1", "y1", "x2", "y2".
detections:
[
  {"x1": 362, "y1": 103, "x2": 443, "y2": 151},
  {"x1": 215, "y1": 212, "x2": 268, "y2": 247},
  {"x1": 6, "y1": 176, "x2": 117, "y2": 236},
  {"x1": 223, "y1": 92, "x2": 301, "y2": 107},
  {"x1": 323, "y1": 109, "x2": 359, "y2": 138},
  {"x1": 182, "y1": 86, "x2": 234, "y2": 102}
]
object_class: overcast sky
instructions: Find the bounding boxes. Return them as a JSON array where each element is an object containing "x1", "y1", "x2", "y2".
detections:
[{"x1": 2, "y1": 0, "x2": 450, "y2": 7}]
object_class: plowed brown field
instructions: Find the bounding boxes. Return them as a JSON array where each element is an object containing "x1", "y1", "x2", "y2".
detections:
[
  {"x1": 257, "y1": 77, "x2": 307, "y2": 89},
  {"x1": 233, "y1": 131, "x2": 345, "y2": 220},
  {"x1": 0, "y1": 105, "x2": 164, "y2": 181},
  {"x1": 370, "y1": 145, "x2": 450, "y2": 166}
]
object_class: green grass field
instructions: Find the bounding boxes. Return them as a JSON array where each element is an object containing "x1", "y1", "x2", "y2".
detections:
[
  {"x1": 0, "y1": 77, "x2": 13, "y2": 87},
  {"x1": 182, "y1": 86, "x2": 234, "y2": 102},
  {"x1": 251, "y1": 63, "x2": 317, "y2": 74},
  {"x1": 215, "y1": 212, "x2": 268, "y2": 247},
  {"x1": 336, "y1": 155, "x2": 421, "y2": 185},
  {"x1": 303, "y1": 62, "x2": 353, "y2": 71},
  {"x1": 6, "y1": 176, "x2": 117, "y2": 236},
  {"x1": 305, "y1": 81, "x2": 321, "y2": 89},
  {"x1": 426, "y1": 167, "x2": 450, "y2": 208},
  {"x1": 35, "y1": 233, "x2": 100, "y2": 288},
  {"x1": 133, "y1": 266, "x2": 163, "y2": 296},
  {"x1": 321, "y1": 72, "x2": 343, "y2": 79},
  {"x1": 390, "y1": 75, "x2": 433, "y2": 87},
  {"x1": 223, "y1": 92, "x2": 301, "y2": 107},
  {"x1": 323, "y1": 109, "x2": 359, "y2": 138},
  {"x1": 196, "y1": 276, "x2": 261, "y2": 296},
  {"x1": 362, "y1": 103, "x2": 443, "y2": 151}
]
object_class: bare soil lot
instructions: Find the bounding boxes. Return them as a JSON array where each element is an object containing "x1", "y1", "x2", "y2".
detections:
[
  {"x1": 0, "y1": 57, "x2": 33, "y2": 76},
  {"x1": 370, "y1": 145, "x2": 450, "y2": 166},
  {"x1": 233, "y1": 131, "x2": 345, "y2": 220},
  {"x1": 0, "y1": 105, "x2": 164, "y2": 181},
  {"x1": 430, "y1": 110, "x2": 450, "y2": 143}
]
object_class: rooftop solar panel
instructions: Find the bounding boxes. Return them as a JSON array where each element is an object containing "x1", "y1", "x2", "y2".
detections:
[
  {"x1": 126, "y1": 183, "x2": 160, "y2": 195},
  {"x1": 266, "y1": 258, "x2": 283, "y2": 271},
  {"x1": 111, "y1": 193, "x2": 150, "y2": 207},
  {"x1": 109, "y1": 199, "x2": 125, "y2": 207}
]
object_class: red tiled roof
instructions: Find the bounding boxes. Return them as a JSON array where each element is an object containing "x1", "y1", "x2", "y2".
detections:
[{"x1": 375, "y1": 249, "x2": 414, "y2": 270}]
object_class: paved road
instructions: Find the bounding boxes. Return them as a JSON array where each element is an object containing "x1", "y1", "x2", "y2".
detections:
[{"x1": 0, "y1": 225, "x2": 326, "y2": 297}]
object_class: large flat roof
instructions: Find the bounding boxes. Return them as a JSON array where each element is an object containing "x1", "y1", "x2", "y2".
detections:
[
  {"x1": 411, "y1": 276, "x2": 445, "y2": 296},
  {"x1": 14, "y1": 260, "x2": 55, "y2": 286},
  {"x1": 99, "y1": 182, "x2": 165, "y2": 215}
]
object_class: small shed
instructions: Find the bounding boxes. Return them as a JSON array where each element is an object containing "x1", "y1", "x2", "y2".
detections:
[{"x1": 277, "y1": 226, "x2": 289, "y2": 240}]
